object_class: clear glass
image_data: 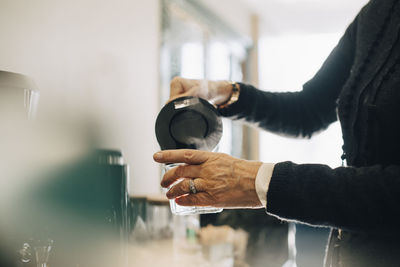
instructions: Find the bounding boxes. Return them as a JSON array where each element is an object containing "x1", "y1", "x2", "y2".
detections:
[
  {"x1": 33, "y1": 239, "x2": 53, "y2": 267},
  {"x1": 164, "y1": 164, "x2": 223, "y2": 215},
  {"x1": 146, "y1": 202, "x2": 172, "y2": 239}
]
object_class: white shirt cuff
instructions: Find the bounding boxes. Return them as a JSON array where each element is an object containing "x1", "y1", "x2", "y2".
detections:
[{"x1": 255, "y1": 163, "x2": 275, "y2": 208}]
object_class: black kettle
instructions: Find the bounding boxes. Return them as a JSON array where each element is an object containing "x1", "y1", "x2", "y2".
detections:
[{"x1": 155, "y1": 96, "x2": 223, "y2": 151}]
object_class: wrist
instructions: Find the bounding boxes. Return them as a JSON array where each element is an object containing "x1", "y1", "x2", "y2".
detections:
[
  {"x1": 235, "y1": 160, "x2": 264, "y2": 208},
  {"x1": 217, "y1": 82, "x2": 240, "y2": 109},
  {"x1": 208, "y1": 80, "x2": 233, "y2": 105},
  {"x1": 221, "y1": 81, "x2": 234, "y2": 100}
]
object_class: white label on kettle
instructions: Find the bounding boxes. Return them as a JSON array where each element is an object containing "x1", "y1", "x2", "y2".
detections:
[{"x1": 174, "y1": 98, "x2": 199, "y2": 109}]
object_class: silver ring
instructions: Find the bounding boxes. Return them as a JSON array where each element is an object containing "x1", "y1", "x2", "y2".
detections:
[{"x1": 189, "y1": 179, "x2": 197, "y2": 194}]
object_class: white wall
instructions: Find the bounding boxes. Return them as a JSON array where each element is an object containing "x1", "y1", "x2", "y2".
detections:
[{"x1": 0, "y1": 0, "x2": 161, "y2": 195}]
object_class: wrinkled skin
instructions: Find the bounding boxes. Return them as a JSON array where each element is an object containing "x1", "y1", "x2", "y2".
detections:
[
  {"x1": 153, "y1": 149, "x2": 263, "y2": 209},
  {"x1": 156, "y1": 77, "x2": 262, "y2": 208},
  {"x1": 169, "y1": 77, "x2": 232, "y2": 105}
]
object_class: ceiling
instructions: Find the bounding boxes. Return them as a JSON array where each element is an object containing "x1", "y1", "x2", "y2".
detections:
[{"x1": 241, "y1": 0, "x2": 369, "y2": 35}]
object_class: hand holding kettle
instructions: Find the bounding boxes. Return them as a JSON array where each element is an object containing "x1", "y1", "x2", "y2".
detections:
[{"x1": 169, "y1": 77, "x2": 235, "y2": 105}]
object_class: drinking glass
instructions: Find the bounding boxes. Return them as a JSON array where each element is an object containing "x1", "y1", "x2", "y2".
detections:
[{"x1": 164, "y1": 164, "x2": 223, "y2": 215}]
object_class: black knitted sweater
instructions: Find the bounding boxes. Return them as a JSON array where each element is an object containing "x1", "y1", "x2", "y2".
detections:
[{"x1": 219, "y1": 0, "x2": 400, "y2": 266}]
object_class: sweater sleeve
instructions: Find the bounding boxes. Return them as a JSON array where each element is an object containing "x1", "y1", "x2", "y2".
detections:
[
  {"x1": 267, "y1": 161, "x2": 400, "y2": 232},
  {"x1": 218, "y1": 16, "x2": 358, "y2": 138}
]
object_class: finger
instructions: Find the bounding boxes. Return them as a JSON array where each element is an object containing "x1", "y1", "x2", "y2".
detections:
[
  {"x1": 161, "y1": 164, "x2": 202, "y2": 188},
  {"x1": 153, "y1": 149, "x2": 210, "y2": 165},
  {"x1": 175, "y1": 192, "x2": 215, "y2": 207},
  {"x1": 166, "y1": 178, "x2": 205, "y2": 199},
  {"x1": 167, "y1": 87, "x2": 200, "y2": 104},
  {"x1": 170, "y1": 77, "x2": 198, "y2": 96},
  {"x1": 170, "y1": 77, "x2": 185, "y2": 97}
]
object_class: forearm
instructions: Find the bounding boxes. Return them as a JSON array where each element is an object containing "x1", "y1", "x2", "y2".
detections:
[
  {"x1": 218, "y1": 15, "x2": 358, "y2": 137},
  {"x1": 265, "y1": 161, "x2": 400, "y2": 231},
  {"x1": 219, "y1": 85, "x2": 338, "y2": 138}
]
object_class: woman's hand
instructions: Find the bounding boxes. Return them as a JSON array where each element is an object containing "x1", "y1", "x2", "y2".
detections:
[
  {"x1": 169, "y1": 77, "x2": 233, "y2": 105},
  {"x1": 153, "y1": 149, "x2": 263, "y2": 209}
]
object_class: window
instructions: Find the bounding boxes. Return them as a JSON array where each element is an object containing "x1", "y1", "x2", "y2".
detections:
[
  {"x1": 160, "y1": 0, "x2": 251, "y2": 157},
  {"x1": 259, "y1": 33, "x2": 343, "y2": 168}
]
